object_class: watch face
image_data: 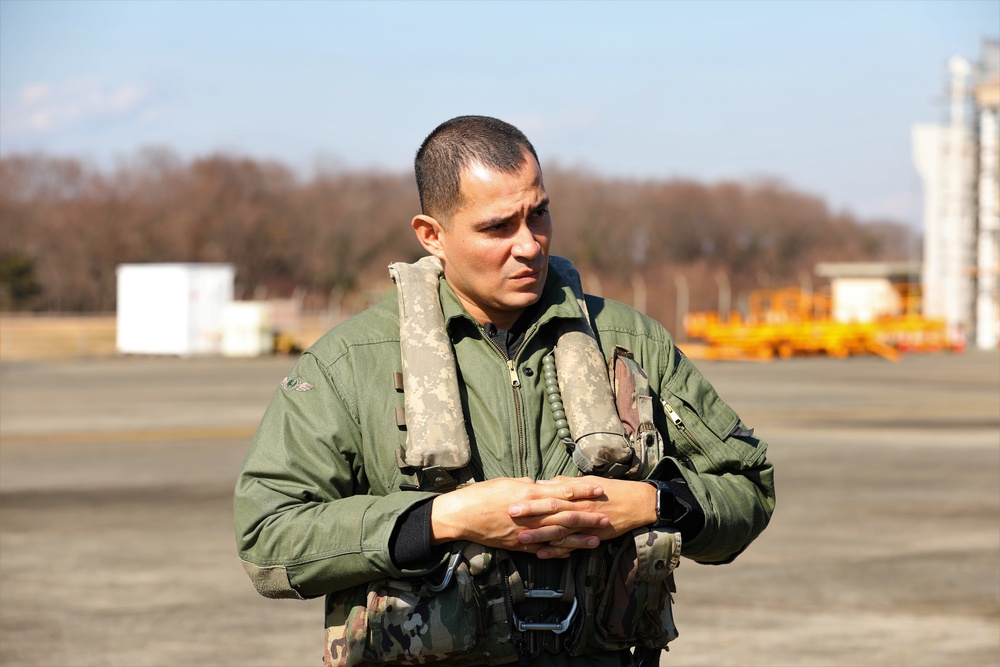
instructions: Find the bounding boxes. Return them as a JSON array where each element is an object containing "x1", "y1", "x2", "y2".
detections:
[{"x1": 657, "y1": 486, "x2": 674, "y2": 522}]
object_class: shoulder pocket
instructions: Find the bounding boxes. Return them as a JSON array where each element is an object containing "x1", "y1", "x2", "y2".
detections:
[{"x1": 662, "y1": 355, "x2": 764, "y2": 470}]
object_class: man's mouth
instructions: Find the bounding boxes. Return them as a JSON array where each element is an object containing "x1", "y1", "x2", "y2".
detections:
[{"x1": 509, "y1": 267, "x2": 542, "y2": 281}]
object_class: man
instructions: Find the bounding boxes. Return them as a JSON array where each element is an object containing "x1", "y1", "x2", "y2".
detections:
[{"x1": 234, "y1": 116, "x2": 775, "y2": 666}]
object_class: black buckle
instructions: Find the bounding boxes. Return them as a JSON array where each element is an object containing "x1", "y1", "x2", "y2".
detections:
[{"x1": 417, "y1": 465, "x2": 457, "y2": 491}]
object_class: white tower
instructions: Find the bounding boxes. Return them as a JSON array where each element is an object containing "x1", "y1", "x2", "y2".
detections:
[
  {"x1": 914, "y1": 57, "x2": 976, "y2": 346},
  {"x1": 974, "y1": 43, "x2": 1000, "y2": 350}
]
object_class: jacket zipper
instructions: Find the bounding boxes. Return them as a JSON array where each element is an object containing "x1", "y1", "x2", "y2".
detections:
[
  {"x1": 507, "y1": 359, "x2": 521, "y2": 388},
  {"x1": 481, "y1": 327, "x2": 527, "y2": 477},
  {"x1": 662, "y1": 399, "x2": 703, "y2": 449}
]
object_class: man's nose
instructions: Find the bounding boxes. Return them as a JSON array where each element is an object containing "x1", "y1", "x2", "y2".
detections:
[{"x1": 511, "y1": 222, "x2": 542, "y2": 259}]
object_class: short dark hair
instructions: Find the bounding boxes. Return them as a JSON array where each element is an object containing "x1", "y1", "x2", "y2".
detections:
[{"x1": 414, "y1": 115, "x2": 540, "y2": 218}]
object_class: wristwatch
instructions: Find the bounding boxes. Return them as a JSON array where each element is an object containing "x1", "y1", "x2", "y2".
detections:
[{"x1": 643, "y1": 479, "x2": 681, "y2": 528}]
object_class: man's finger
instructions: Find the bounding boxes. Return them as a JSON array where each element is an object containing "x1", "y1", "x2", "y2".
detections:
[
  {"x1": 508, "y1": 492, "x2": 605, "y2": 517},
  {"x1": 534, "y1": 478, "x2": 604, "y2": 499},
  {"x1": 515, "y1": 513, "x2": 607, "y2": 543},
  {"x1": 548, "y1": 533, "x2": 601, "y2": 550},
  {"x1": 534, "y1": 546, "x2": 574, "y2": 559},
  {"x1": 517, "y1": 525, "x2": 570, "y2": 544},
  {"x1": 534, "y1": 475, "x2": 572, "y2": 484},
  {"x1": 534, "y1": 533, "x2": 601, "y2": 559},
  {"x1": 508, "y1": 499, "x2": 610, "y2": 526}
]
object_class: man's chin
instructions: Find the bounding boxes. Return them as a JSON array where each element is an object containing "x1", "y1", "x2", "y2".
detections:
[{"x1": 504, "y1": 288, "x2": 544, "y2": 310}]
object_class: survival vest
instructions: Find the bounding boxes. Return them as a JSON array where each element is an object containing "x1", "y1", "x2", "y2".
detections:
[{"x1": 323, "y1": 256, "x2": 680, "y2": 667}]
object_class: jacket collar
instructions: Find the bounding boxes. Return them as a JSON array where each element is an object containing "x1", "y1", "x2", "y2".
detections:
[{"x1": 439, "y1": 262, "x2": 587, "y2": 335}]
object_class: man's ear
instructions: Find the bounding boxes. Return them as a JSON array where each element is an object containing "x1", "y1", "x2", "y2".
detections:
[{"x1": 412, "y1": 214, "x2": 446, "y2": 260}]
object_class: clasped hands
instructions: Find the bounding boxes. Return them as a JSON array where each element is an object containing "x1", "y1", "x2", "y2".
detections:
[{"x1": 429, "y1": 475, "x2": 656, "y2": 560}]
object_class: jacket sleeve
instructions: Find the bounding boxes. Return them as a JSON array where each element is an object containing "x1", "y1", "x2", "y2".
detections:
[
  {"x1": 233, "y1": 351, "x2": 441, "y2": 599},
  {"x1": 651, "y1": 346, "x2": 776, "y2": 565}
]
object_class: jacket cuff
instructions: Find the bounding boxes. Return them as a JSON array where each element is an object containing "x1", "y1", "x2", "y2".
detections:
[
  {"x1": 390, "y1": 497, "x2": 443, "y2": 569},
  {"x1": 646, "y1": 458, "x2": 706, "y2": 543}
]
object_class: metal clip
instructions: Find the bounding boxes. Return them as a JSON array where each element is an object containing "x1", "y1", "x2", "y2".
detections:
[
  {"x1": 426, "y1": 551, "x2": 462, "y2": 593},
  {"x1": 512, "y1": 589, "x2": 578, "y2": 634}
]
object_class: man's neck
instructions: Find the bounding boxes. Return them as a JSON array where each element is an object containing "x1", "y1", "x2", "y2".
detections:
[{"x1": 482, "y1": 307, "x2": 534, "y2": 358}]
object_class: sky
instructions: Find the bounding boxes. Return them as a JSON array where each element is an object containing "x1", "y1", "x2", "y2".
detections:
[{"x1": 1, "y1": 0, "x2": 997, "y2": 227}]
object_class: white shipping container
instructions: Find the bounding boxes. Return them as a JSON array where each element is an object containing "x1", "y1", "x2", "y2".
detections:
[
  {"x1": 222, "y1": 301, "x2": 274, "y2": 357},
  {"x1": 831, "y1": 278, "x2": 901, "y2": 323},
  {"x1": 116, "y1": 263, "x2": 235, "y2": 356}
]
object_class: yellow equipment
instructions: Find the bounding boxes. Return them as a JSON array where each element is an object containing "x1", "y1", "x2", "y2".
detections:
[{"x1": 685, "y1": 286, "x2": 954, "y2": 362}]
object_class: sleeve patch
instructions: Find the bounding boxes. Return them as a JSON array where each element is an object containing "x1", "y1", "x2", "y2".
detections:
[{"x1": 280, "y1": 376, "x2": 314, "y2": 392}]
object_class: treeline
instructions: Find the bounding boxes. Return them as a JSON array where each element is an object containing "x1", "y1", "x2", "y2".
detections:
[{"x1": 0, "y1": 150, "x2": 915, "y2": 333}]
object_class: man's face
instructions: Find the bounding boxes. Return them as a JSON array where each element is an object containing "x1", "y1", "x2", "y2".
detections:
[{"x1": 414, "y1": 153, "x2": 552, "y2": 329}]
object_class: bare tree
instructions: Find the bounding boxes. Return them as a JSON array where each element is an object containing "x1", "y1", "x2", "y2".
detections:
[{"x1": 0, "y1": 153, "x2": 915, "y2": 320}]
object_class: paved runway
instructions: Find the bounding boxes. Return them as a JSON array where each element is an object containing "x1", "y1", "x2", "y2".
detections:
[{"x1": 1, "y1": 351, "x2": 998, "y2": 666}]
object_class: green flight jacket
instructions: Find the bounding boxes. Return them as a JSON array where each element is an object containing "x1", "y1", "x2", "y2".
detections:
[{"x1": 234, "y1": 268, "x2": 775, "y2": 602}]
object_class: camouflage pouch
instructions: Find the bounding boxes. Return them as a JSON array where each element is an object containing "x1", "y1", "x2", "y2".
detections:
[
  {"x1": 324, "y1": 544, "x2": 518, "y2": 667},
  {"x1": 610, "y1": 346, "x2": 663, "y2": 480},
  {"x1": 568, "y1": 528, "x2": 681, "y2": 655}
]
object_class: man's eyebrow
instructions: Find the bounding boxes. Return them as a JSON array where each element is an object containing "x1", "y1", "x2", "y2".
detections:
[
  {"x1": 474, "y1": 214, "x2": 515, "y2": 231},
  {"x1": 531, "y1": 197, "x2": 550, "y2": 212},
  {"x1": 475, "y1": 197, "x2": 550, "y2": 231}
]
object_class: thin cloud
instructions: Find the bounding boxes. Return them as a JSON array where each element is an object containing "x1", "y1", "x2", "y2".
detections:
[{"x1": 1, "y1": 78, "x2": 151, "y2": 134}]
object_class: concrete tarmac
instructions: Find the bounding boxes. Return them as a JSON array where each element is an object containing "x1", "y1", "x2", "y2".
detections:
[{"x1": 1, "y1": 351, "x2": 998, "y2": 666}]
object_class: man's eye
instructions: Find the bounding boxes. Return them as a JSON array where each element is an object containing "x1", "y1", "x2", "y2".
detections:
[{"x1": 531, "y1": 208, "x2": 549, "y2": 219}]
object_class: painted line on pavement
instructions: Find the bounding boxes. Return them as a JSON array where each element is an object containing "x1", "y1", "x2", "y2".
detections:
[{"x1": 0, "y1": 425, "x2": 257, "y2": 446}]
